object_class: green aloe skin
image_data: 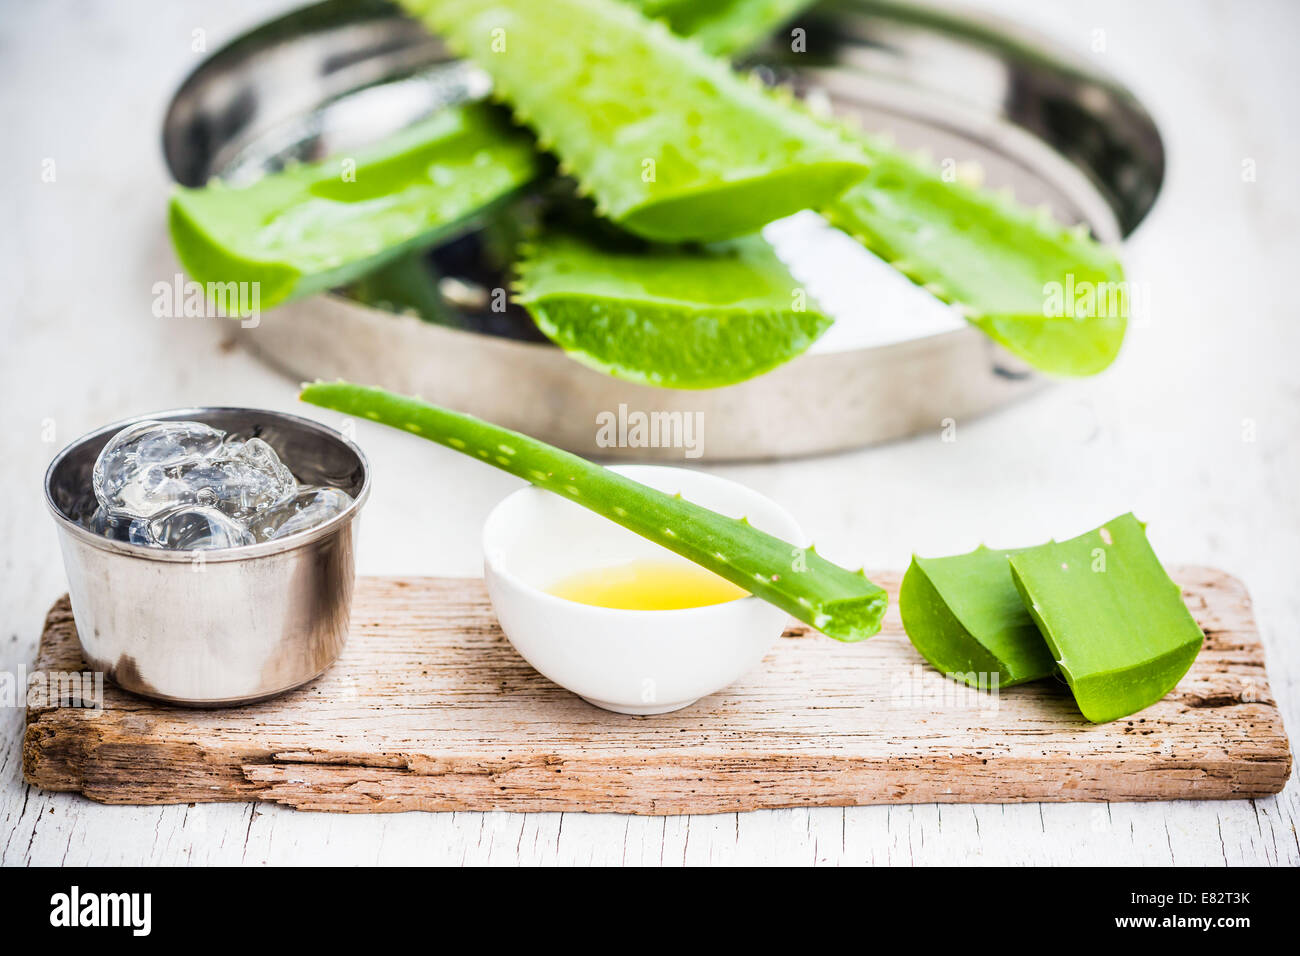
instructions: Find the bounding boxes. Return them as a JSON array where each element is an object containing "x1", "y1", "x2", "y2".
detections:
[
  {"x1": 514, "y1": 231, "x2": 831, "y2": 387},
  {"x1": 300, "y1": 382, "x2": 888, "y2": 641},
  {"x1": 899, "y1": 546, "x2": 1056, "y2": 688},
  {"x1": 825, "y1": 145, "x2": 1129, "y2": 376},
  {"x1": 1009, "y1": 514, "x2": 1204, "y2": 723},
  {"x1": 169, "y1": 103, "x2": 538, "y2": 310},
  {"x1": 399, "y1": 0, "x2": 869, "y2": 241}
]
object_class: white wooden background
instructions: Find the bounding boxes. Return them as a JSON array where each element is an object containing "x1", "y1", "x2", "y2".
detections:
[{"x1": 1, "y1": 0, "x2": 1296, "y2": 865}]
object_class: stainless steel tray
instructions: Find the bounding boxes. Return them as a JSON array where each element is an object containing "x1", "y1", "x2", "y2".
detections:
[{"x1": 162, "y1": 0, "x2": 1163, "y2": 461}]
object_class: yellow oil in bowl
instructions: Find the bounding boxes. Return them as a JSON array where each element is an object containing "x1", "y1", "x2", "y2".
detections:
[{"x1": 547, "y1": 560, "x2": 748, "y2": 610}]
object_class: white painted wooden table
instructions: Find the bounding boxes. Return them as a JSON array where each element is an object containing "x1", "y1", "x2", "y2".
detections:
[{"x1": 1, "y1": 0, "x2": 1296, "y2": 865}]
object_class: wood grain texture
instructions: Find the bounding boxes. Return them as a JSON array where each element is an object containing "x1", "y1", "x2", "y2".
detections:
[{"x1": 22, "y1": 568, "x2": 1290, "y2": 814}]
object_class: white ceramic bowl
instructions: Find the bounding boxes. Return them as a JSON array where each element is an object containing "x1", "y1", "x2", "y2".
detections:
[{"x1": 482, "y1": 465, "x2": 805, "y2": 714}]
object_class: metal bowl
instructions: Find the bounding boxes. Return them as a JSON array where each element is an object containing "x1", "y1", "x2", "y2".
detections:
[
  {"x1": 44, "y1": 408, "x2": 370, "y2": 706},
  {"x1": 162, "y1": 0, "x2": 1164, "y2": 460}
]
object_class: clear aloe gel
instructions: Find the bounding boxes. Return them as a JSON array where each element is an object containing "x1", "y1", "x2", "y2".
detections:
[{"x1": 88, "y1": 419, "x2": 353, "y2": 550}]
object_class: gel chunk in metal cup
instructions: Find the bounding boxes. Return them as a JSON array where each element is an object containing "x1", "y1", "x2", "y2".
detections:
[{"x1": 44, "y1": 407, "x2": 370, "y2": 706}]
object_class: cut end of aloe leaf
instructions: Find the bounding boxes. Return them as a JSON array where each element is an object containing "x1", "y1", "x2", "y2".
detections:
[
  {"x1": 1008, "y1": 513, "x2": 1204, "y2": 723},
  {"x1": 820, "y1": 590, "x2": 890, "y2": 643},
  {"x1": 900, "y1": 547, "x2": 1056, "y2": 688},
  {"x1": 168, "y1": 199, "x2": 301, "y2": 312},
  {"x1": 298, "y1": 381, "x2": 887, "y2": 641},
  {"x1": 514, "y1": 231, "x2": 832, "y2": 388},
  {"x1": 826, "y1": 146, "x2": 1129, "y2": 377}
]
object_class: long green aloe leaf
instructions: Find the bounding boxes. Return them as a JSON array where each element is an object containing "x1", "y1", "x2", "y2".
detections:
[
  {"x1": 632, "y1": 0, "x2": 814, "y2": 55},
  {"x1": 825, "y1": 145, "x2": 1129, "y2": 375},
  {"x1": 899, "y1": 546, "x2": 1056, "y2": 688},
  {"x1": 300, "y1": 382, "x2": 888, "y2": 640},
  {"x1": 514, "y1": 231, "x2": 831, "y2": 388},
  {"x1": 169, "y1": 103, "x2": 538, "y2": 310},
  {"x1": 1008, "y1": 514, "x2": 1204, "y2": 722},
  {"x1": 399, "y1": 0, "x2": 868, "y2": 241}
]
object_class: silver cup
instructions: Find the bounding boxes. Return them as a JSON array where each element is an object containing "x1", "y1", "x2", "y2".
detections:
[{"x1": 43, "y1": 407, "x2": 370, "y2": 706}]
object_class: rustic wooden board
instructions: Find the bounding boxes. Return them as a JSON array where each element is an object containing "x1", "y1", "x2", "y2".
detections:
[{"x1": 23, "y1": 568, "x2": 1291, "y2": 813}]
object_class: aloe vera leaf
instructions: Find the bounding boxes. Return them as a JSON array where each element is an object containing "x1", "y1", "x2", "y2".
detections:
[
  {"x1": 168, "y1": 103, "x2": 539, "y2": 310},
  {"x1": 513, "y1": 231, "x2": 831, "y2": 388},
  {"x1": 1008, "y1": 514, "x2": 1204, "y2": 723},
  {"x1": 824, "y1": 146, "x2": 1128, "y2": 376},
  {"x1": 399, "y1": 0, "x2": 869, "y2": 241},
  {"x1": 631, "y1": 0, "x2": 815, "y2": 55},
  {"x1": 300, "y1": 382, "x2": 888, "y2": 640},
  {"x1": 900, "y1": 546, "x2": 1056, "y2": 688}
]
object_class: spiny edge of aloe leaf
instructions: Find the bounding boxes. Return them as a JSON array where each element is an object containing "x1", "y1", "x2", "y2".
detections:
[
  {"x1": 409, "y1": 0, "x2": 866, "y2": 229},
  {"x1": 297, "y1": 380, "x2": 888, "y2": 640}
]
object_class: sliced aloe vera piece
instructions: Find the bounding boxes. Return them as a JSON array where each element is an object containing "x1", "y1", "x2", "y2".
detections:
[
  {"x1": 825, "y1": 145, "x2": 1128, "y2": 376},
  {"x1": 1008, "y1": 514, "x2": 1204, "y2": 722},
  {"x1": 168, "y1": 103, "x2": 539, "y2": 310},
  {"x1": 514, "y1": 231, "x2": 831, "y2": 388},
  {"x1": 399, "y1": 0, "x2": 868, "y2": 241},
  {"x1": 900, "y1": 547, "x2": 1055, "y2": 688},
  {"x1": 300, "y1": 382, "x2": 888, "y2": 640},
  {"x1": 632, "y1": 0, "x2": 814, "y2": 55}
]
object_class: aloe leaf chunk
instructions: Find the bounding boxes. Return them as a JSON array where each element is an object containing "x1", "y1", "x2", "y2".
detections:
[
  {"x1": 1008, "y1": 514, "x2": 1204, "y2": 723},
  {"x1": 168, "y1": 103, "x2": 539, "y2": 310},
  {"x1": 399, "y1": 0, "x2": 869, "y2": 241},
  {"x1": 631, "y1": 0, "x2": 815, "y2": 55},
  {"x1": 300, "y1": 382, "x2": 888, "y2": 641},
  {"x1": 514, "y1": 231, "x2": 832, "y2": 388},
  {"x1": 825, "y1": 146, "x2": 1128, "y2": 376},
  {"x1": 900, "y1": 546, "x2": 1056, "y2": 688}
]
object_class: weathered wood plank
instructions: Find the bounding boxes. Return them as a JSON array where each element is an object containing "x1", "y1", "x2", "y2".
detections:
[{"x1": 22, "y1": 568, "x2": 1292, "y2": 813}]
